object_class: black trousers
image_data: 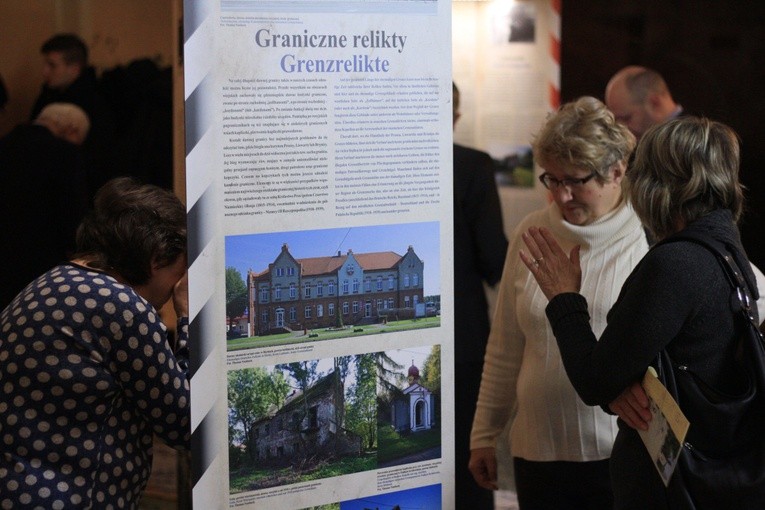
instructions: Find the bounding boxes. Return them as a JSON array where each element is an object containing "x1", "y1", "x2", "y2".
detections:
[
  {"x1": 455, "y1": 360, "x2": 495, "y2": 510},
  {"x1": 513, "y1": 457, "x2": 613, "y2": 510}
]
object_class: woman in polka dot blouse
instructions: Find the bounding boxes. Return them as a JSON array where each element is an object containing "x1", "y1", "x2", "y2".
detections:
[{"x1": 0, "y1": 177, "x2": 191, "y2": 509}]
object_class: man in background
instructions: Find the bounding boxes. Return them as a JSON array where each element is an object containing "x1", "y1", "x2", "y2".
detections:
[
  {"x1": 605, "y1": 65, "x2": 683, "y2": 140},
  {"x1": 30, "y1": 34, "x2": 96, "y2": 119},
  {"x1": 606, "y1": 65, "x2": 765, "y2": 298},
  {"x1": 31, "y1": 33, "x2": 116, "y2": 200},
  {"x1": 453, "y1": 82, "x2": 508, "y2": 510},
  {"x1": 0, "y1": 103, "x2": 90, "y2": 309}
]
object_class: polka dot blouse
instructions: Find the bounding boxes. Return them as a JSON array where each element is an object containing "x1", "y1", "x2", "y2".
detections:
[{"x1": 0, "y1": 264, "x2": 190, "y2": 509}]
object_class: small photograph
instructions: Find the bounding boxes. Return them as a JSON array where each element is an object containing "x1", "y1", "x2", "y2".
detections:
[
  {"x1": 493, "y1": 144, "x2": 535, "y2": 188},
  {"x1": 228, "y1": 355, "x2": 378, "y2": 493},
  {"x1": 339, "y1": 483, "x2": 441, "y2": 509},
  {"x1": 657, "y1": 429, "x2": 681, "y2": 485},
  {"x1": 224, "y1": 222, "x2": 441, "y2": 350},
  {"x1": 377, "y1": 345, "x2": 441, "y2": 469},
  {"x1": 490, "y1": 1, "x2": 536, "y2": 44},
  {"x1": 648, "y1": 398, "x2": 682, "y2": 486}
]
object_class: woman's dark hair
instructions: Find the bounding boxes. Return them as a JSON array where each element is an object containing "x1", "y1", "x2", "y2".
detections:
[
  {"x1": 627, "y1": 116, "x2": 744, "y2": 240},
  {"x1": 41, "y1": 33, "x2": 88, "y2": 66},
  {"x1": 75, "y1": 177, "x2": 187, "y2": 285}
]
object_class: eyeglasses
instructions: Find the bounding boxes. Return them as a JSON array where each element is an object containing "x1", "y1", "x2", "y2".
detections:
[{"x1": 538, "y1": 171, "x2": 598, "y2": 190}]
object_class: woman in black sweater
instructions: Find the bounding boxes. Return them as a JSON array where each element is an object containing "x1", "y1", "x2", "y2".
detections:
[{"x1": 518, "y1": 116, "x2": 763, "y2": 508}]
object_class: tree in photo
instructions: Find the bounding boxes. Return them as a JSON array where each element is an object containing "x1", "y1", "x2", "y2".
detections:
[
  {"x1": 334, "y1": 356, "x2": 352, "y2": 434},
  {"x1": 419, "y1": 345, "x2": 441, "y2": 396},
  {"x1": 277, "y1": 360, "x2": 320, "y2": 436},
  {"x1": 227, "y1": 367, "x2": 290, "y2": 461},
  {"x1": 225, "y1": 266, "x2": 247, "y2": 335},
  {"x1": 373, "y1": 351, "x2": 405, "y2": 398},
  {"x1": 345, "y1": 353, "x2": 378, "y2": 450}
]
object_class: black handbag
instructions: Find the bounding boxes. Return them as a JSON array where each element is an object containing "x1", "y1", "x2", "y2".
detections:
[{"x1": 655, "y1": 233, "x2": 765, "y2": 509}]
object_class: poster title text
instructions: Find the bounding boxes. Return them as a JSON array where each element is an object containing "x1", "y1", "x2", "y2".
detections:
[{"x1": 254, "y1": 28, "x2": 408, "y2": 74}]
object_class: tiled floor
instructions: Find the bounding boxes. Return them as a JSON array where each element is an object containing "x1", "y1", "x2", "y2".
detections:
[{"x1": 495, "y1": 490, "x2": 520, "y2": 510}]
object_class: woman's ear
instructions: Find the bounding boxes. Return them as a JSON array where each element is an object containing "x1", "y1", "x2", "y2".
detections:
[
  {"x1": 150, "y1": 256, "x2": 163, "y2": 275},
  {"x1": 611, "y1": 161, "x2": 626, "y2": 184}
]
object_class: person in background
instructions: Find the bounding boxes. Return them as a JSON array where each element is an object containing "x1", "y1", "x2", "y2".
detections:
[
  {"x1": 520, "y1": 116, "x2": 765, "y2": 508},
  {"x1": 30, "y1": 34, "x2": 95, "y2": 119},
  {"x1": 470, "y1": 96, "x2": 648, "y2": 509},
  {"x1": 605, "y1": 65, "x2": 765, "y2": 302},
  {"x1": 0, "y1": 177, "x2": 190, "y2": 509},
  {"x1": 34, "y1": 101, "x2": 90, "y2": 144},
  {"x1": 605, "y1": 66, "x2": 683, "y2": 140},
  {"x1": 31, "y1": 33, "x2": 116, "y2": 199},
  {"x1": 452, "y1": 81, "x2": 508, "y2": 510},
  {"x1": 0, "y1": 102, "x2": 91, "y2": 309}
]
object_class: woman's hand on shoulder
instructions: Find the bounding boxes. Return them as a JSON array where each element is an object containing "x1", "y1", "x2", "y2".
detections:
[{"x1": 520, "y1": 226, "x2": 581, "y2": 300}]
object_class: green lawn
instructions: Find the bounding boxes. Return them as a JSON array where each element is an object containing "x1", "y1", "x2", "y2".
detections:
[
  {"x1": 229, "y1": 453, "x2": 376, "y2": 493},
  {"x1": 376, "y1": 424, "x2": 441, "y2": 465},
  {"x1": 227, "y1": 317, "x2": 440, "y2": 351}
]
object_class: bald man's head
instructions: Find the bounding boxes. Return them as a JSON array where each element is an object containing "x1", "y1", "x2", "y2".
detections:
[{"x1": 605, "y1": 66, "x2": 679, "y2": 139}]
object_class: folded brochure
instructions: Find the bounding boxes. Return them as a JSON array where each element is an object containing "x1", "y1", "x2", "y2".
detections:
[{"x1": 638, "y1": 367, "x2": 690, "y2": 487}]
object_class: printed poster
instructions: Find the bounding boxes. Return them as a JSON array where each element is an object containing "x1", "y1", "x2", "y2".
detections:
[{"x1": 184, "y1": 0, "x2": 454, "y2": 508}]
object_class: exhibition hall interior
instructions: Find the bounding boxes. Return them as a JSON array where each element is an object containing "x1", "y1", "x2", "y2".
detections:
[{"x1": 1, "y1": 1, "x2": 764, "y2": 509}]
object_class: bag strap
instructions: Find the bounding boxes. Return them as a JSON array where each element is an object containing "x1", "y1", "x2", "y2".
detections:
[{"x1": 658, "y1": 232, "x2": 761, "y2": 331}]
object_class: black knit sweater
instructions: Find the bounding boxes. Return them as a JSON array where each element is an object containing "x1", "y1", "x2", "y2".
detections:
[{"x1": 545, "y1": 208, "x2": 758, "y2": 509}]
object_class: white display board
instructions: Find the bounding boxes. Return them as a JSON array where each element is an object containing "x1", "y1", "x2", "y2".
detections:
[{"x1": 184, "y1": 1, "x2": 453, "y2": 508}]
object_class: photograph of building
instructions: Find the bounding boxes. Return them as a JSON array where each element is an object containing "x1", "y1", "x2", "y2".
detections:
[
  {"x1": 247, "y1": 243, "x2": 426, "y2": 336},
  {"x1": 228, "y1": 356, "x2": 378, "y2": 493},
  {"x1": 377, "y1": 345, "x2": 441, "y2": 469},
  {"x1": 390, "y1": 362, "x2": 437, "y2": 434},
  {"x1": 249, "y1": 370, "x2": 362, "y2": 464}
]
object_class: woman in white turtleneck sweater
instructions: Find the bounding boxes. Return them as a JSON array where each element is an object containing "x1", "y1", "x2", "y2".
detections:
[{"x1": 469, "y1": 97, "x2": 649, "y2": 509}]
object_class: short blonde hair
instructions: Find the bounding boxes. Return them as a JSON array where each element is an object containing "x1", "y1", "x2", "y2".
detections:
[
  {"x1": 533, "y1": 96, "x2": 636, "y2": 180},
  {"x1": 35, "y1": 102, "x2": 90, "y2": 145},
  {"x1": 627, "y1": 116, "x2": 744, "y2": 240}
]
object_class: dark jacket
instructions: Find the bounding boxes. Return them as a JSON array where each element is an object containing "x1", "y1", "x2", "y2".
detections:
[
  {"x1": 453, "y1": 143, "x2": 508, "y2": 363},
  {"x1": 546, "y1": 209, "x2": 756, "y2": 509},
  {"x1": 30, "y1": 67, "x2": 100, "y2": 120},
  {"x1": 30, "y1": 67, "x2": 117, "y2": 200},
  {"x1": 0, "y1": 124, "x2": 88, "y2": 308},
  {"x1": 452, "y1": 143, "x2": 508, "y2": 510}
]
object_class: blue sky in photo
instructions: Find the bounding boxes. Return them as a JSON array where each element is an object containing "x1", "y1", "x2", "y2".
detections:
[
  {"x1": 312, "y1": 344, "x2": 430, "y2": 380},
  {"x1": 260, "y1": 344, "x2": 432, "y2": 400},
  {"x1": 261, "y1": 345, "x2": 434, "y2": 397},
  {"x1": 225, "y1": 222, "x2": 441, "y2": 296},
  {"x1": 385, "y1": 344, "x2": 433, "y2": 377},
  {"x1": 340, "y1": 483, "x2": 442, "y2": 510}
]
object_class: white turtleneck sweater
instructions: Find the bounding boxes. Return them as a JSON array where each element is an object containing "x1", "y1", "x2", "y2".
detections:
[{"x1": 470, "y1": 200, "x2": 649, "y2": 461}]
